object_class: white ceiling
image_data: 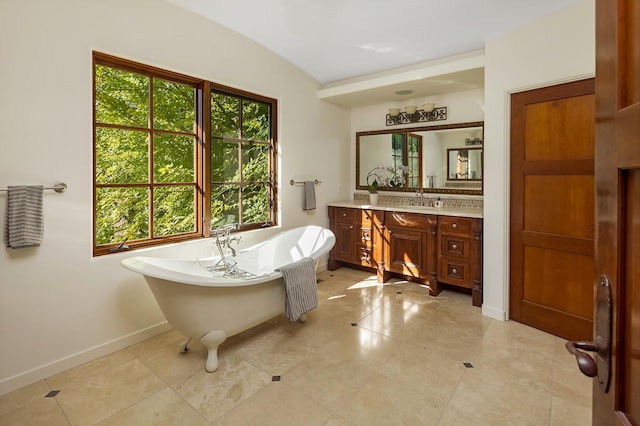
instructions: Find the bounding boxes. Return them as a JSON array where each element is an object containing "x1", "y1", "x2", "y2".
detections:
[{"x1": 166, "y1": 0, "x2": 580, "y2": 106}]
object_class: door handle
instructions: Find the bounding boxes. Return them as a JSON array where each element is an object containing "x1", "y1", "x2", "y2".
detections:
[
  {"x1": 564, "y1": 275, "x2": 612, "y2": 392},
  {"x1": 565, "y1": 341, "x2": 598, "y2": 377}
]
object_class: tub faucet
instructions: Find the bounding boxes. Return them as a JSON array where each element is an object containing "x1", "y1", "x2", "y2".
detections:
[
  {"x1": 226, "y1": 235, "x2": 241, "y2": 257},
  {"x1": 212, "y1": 224, "x2": 241, "y2": 273}
]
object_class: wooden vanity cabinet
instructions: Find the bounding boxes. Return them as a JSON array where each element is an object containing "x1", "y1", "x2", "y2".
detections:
[
  {"x1": 437, "y1": 216, "x2": 483, "y2": 306},
  {"x1": 328, "y1": 206, "x2": 382, "y2": 270},
  {"x1": 383, "y1": 211, "x2": 439, "y2": 292},
  {"x1": 328, "y1": 205, "x2": 483, "y2": 306}
]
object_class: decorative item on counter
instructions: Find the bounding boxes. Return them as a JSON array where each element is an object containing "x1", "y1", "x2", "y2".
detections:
[
  {"x1": 367, "y1": 178, "x2": 379, "y2": 205},
  {"x1": 366, "y1": 165, "x2": 410, "y2": 191},
  {"x1": 434, "y1": 197, "x2": 443, "y2": 208}
]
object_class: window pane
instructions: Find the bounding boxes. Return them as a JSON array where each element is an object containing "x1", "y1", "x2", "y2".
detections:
[
  {"x1": 96, "y1": 127, "x2": 148, "y2": 184},
  {"x1": 392, "y1": 133, "x2": 405, "y2": 153},
  {"x1": 410, "y1": 157, "x2": 419, "y2": 172},
  {"x1": 95, "y1": 187, "x2": 149, "y2": 245},
  {"x1": 153, "y1": 186, "x2": 195, "y2": 236},
  {"x1": 95, "y1": 65, "x2": 148, "y2": 128},
  {"x1": 211, "y1": 185, "x2": 239, "y2": 227},
  {"x1": 211, "y1": 141, "x2": 239, "y2": 182},
  {"x1": 242, "y1": 184, "x2": 269, "y2": 224},
  {"x1": 211, "y1": 93, "x2": 239, "y2": 138},
  {"x1": 154, "y1": 134, "x2": 195, "y2": 183},
  {"x1": 408, "y1": 138, "x2": 419, "y2": 154},
  {"x1": 153, "y1": 78, "x2": 195, "y2": 133},
  {"x1": 242, "y1": 100, "x2": 270, "y2": 141},
  {"x1": 242, "y1": 143, "x2": 269, "y2": 182}
]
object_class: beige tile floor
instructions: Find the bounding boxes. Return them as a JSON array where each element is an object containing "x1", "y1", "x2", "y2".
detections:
[{"x1": 0, "y1": 268, "x2": 592, "y2": 425}]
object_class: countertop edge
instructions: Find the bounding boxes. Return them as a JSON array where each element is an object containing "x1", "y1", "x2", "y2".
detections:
[{"x1": 327, "y1": 201, "x2": 484, "y2": 219}]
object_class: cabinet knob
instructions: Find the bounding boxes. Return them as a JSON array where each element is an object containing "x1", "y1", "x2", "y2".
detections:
[
  {"x1": 452, "y1": 268, "x2": 458, "y2": 274},
  {"x1": 342, "y1": 213, "x2": 347, "y2": 217},
  {"x1": 452, "y1": 244, "x2": 458, "y2": 249},
  {"x1": 349, "y1": 225, "x2": 354, "y2": 229},
  {"x1": 452, "y1": 223, "x2": 458, "y2": 229}
]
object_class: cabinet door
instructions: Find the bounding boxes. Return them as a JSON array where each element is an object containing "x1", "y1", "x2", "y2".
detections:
[
  {"x1": 334, "y1": 220, "x2": 359, "y2": 263},
  {"x1": 386, "y1": 226, "x2": 428, "y2": 277}
]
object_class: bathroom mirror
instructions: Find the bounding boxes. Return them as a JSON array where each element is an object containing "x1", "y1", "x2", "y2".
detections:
[{"x1": 356, "y1": 121, "x2": 483, "y2": 194}]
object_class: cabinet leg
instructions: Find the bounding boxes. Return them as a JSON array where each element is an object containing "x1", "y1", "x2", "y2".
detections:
[
  {"x1": 429, "y1": 280, "x2": 443, "y2": 297},
  {"x1": 377, "y1": 268, "x2": 392, "y2": 283},
  {"x1": 472, "y1": 282, "x2": 482, "y2": 307},
  {"x1": 327, "y1": 259, "x2": 341, "y2": 271}
]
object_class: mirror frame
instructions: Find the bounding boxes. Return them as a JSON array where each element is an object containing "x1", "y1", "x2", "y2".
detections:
[{"x1": 356, "y1": 121, "x2": 484, "y2": 195}]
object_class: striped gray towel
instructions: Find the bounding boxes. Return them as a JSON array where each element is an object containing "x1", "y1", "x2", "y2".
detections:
[
  {"x1": 5, "y1": 185, "x2": 44, "y2": 249},
  {"x1": 303, "y1": 181, "x2": 316, "y2": 211},
  {"x1": 276, "y1": 257, "x2": 318, "y2": 321}
]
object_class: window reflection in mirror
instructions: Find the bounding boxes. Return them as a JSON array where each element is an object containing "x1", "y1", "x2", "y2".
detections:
[
  {"x1": 447, "y1": 147, "x2": 482, "y2": 180},
  {"x1": 356, "y1": 122, "x2": 483, "y2": 194}
]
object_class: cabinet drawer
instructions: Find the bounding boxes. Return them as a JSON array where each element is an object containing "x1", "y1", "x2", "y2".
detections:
[
  {"x1": 441, "y1": 235, "x2": 470, "y2": 258},
  {"x1": 439, "y1": 217, "x2": 472, "y2": 235},
  {"x1": 334, "y1": 207, "x2": 357, "y2": 222},
  {"x1": 439, "y1": 258, "x2": 471, "y2": 288},
  {"x1": 386, "y1": 211, "x2": 434, "y2": 229}
]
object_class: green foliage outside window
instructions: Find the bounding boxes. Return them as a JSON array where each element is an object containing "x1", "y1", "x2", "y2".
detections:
[
  {"x1": 210, "y1": 92, "x2": 273, "y2": 228},
  {"x1": 95, "y1": 63, "x2": 197, "y2": 246},
  {"x1": 94, "y1": 56, "x2": 275, "y2": 252}
]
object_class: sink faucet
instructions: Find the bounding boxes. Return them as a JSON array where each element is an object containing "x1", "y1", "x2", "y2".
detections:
[{"x1": 416, "y1": 189, "x2": 425, "y2": 206}]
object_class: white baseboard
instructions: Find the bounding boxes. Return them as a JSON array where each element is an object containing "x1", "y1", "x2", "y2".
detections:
[
  {"x1": 0, "y1": 321, "x2": 171, "y2": 396},
  {"x1": 482, "y1": 304, "x2": 507, "y2": 321}
]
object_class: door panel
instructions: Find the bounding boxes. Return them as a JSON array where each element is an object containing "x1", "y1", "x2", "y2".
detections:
[
  {"x1": 524, "y1": 95, "x2": 595, "y2": 160},
  {"x1": 523, "y1": 246, "x2": 594, "y2": 318},
  {"x1": 524, "y1": 175, "x2": 595, "y2": 238},
  {"x1": 510, "y1": 79, "x2": 595, "y2": 341}
]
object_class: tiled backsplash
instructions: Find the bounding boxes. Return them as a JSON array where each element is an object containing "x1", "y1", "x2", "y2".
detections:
[{"x1": 354, "y1": 193, "x2": 483, "y2": 209}]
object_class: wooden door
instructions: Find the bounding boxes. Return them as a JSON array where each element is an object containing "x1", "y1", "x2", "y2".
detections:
[
  {"x1": 589, "y1": 0, "x2": 640, "y2": 423},
  {"x1": 510, "y1": 79, "x2": 596, "y2": 341}
]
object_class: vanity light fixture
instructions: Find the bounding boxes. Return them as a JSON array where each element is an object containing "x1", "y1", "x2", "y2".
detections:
[
  {"x1": 465, "y1": 131, "x2": 483, "y2": 145},
  {"x1": 386, "y1": 103, "x2": 447, "y2": 126},
  {"x1": 465, "y1": 136, "x2": 483, "y2": 146}
]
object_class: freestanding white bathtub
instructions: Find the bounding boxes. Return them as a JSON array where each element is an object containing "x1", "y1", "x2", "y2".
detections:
[{"x1": 121, "y1": 225, "x2": 335, "y2": 372}]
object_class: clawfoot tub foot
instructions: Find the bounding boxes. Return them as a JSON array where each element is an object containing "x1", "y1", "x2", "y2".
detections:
[
  {"x1": 200, "y1": 330, "x2": 227, "y2": 372},
  {"x1": 179, "y1": 338, "x2": 190, "y2": 353}
]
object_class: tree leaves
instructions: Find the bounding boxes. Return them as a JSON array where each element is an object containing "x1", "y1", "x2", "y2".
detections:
[{"x1": 95, "y1": 62, "x2": 274, "y2": 247}]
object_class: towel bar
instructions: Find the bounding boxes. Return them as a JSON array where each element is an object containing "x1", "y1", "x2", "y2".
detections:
[
  {"x1": 290, "y1": 179, "x2": 321, "y2": 186},
  {"x1": 0, "y1": 182, "x2": 67, "y2": 193}
]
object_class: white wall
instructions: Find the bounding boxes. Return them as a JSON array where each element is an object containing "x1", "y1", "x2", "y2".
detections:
[
  {"x1": 482, "y1": 0, "x2": 595, "y2": 320},
  {"x1": 0, "y1": 0, "x2": 350, "y2": 394},
  {"x1": 350, "y1": 88, "x2": 485, "y2": 195}
]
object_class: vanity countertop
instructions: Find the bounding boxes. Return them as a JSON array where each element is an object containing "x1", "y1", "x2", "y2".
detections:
[{"x1": 328, "y1": 201, "x2": 483, "y2": 219}]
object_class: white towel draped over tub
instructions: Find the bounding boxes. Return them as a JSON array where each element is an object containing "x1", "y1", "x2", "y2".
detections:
[
  {"x1": 5, "y1": 185, "x2": 44, "y2": 248},
  {"x1": 276, "y1": 256, "x2": 318, "y2": 321}
]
